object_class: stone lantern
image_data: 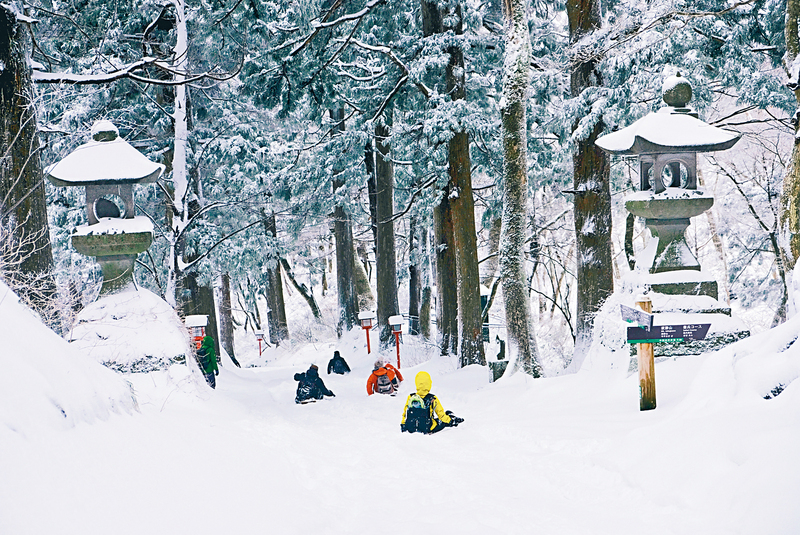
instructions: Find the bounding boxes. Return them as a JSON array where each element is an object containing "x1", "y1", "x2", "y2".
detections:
[
  {"x1": 46, "y1": 120, "x2": 164, "y2": 295},
  {"x1": 596, "y1": 73, "x2": 741, "y2": 284},
  {"x1": 595, "y1": 74, "x2": 749, "y2": 358}
]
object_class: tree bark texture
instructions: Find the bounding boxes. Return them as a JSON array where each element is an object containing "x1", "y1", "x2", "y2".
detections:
[
  {"x1": 419, "y1": 226, "x2": 432, "y2": 339},
  {"x1": 330, "y1": 108, "x2": 358, "y2": 335},
  {"x1": 433, "y1": 198, "x2": 458, "y2": 354},
  {"x1": 781, "y1": 0, "x2": 800, "y2": 269},
  {"x1": 445, "y1": 3, "x2": 485, "y2": 367},
  {"x1": 0, "y1": 7, "x2": 55, "y2": 308},
  {"x1": 352, "y1": 240, "x2": 375, "y2": 310},
  {"x1": 365, "y1": 142, "x2": 379, "y2": 248},
  {"x1": 481, "y1": 217, "x2": 503, "y2": 285},
  {"x1": 218, "y1": 272, "x2": 239, "y2": 365},
  {"x1": 408, "y1": 217, "x2": 422, "y2": 335},
  {"x1": 567, "y1": 0, "x2": 614, "y2": 365},
  {"x1": 375, "y1": 117, "x2": 400, "y2": 346},
  {"x1": 499, "y1": 0, "x2": 542, "y2": 378},
  {"x1": 263, "y1": 211, "x2": 289, "y2": 344}
]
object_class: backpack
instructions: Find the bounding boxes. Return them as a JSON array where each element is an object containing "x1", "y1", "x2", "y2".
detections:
[
  {"x1": 295, "y1": 375, "x2": 315, "y2": 403},
  {"x1": 404, "y1": 393, "x2": 433, "y2": 433},
  {"x1": 375, "y1": 370, "x2": 395, "y2": 394}
]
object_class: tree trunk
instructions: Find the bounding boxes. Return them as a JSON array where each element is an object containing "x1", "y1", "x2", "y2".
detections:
[
  {"x1": 352, "y1": 240, "x2": 375, "y2": 310},
  {"x1": 279, "y1": 257, "x2": 321, "y2": 319},
  {"x1": 408, "y1": 217, "x2": 422, "y2": 335},
  {"x1": 365, "y1": 141, "x2": 379, "y2": 249},
  {"x1": 781, "y1": 0, "x2": 800, "y2": 270},
  {"x1": 180, "y1": 270, "x2": 220, "y2": 356},
  {"x1": 374, "y1": 116, "x2": 400, "y2": 346},
  {"x1": 419, "y1": 226, "x2": 432, "y2": 339},
  {"x1": 0, "y1": 6, "x2": 55, "y2": 312},
  {"x1": 499, "y1": 0, "x2": 542, "y2": 377},
  {"x1": 263, "y1": 210, "x2": 289, "y2": 344},
  {"x1": 567, "y1": 0, "x2": 614, "y2": 366},
  {"x1": 330, "y1": 108, "x2": 358, "y2": 335},
  {"x1": 445, "y1": 4, "x2": 485, "y2": 367},
  {"x1": 433, "y1": 198, "x2": 458, "y2": 354},
  {"x1": 481, "y1": 217, "x2": 503, "y2": 285},
  {"x1": 218, "y1": 272, "x2": 239, "y2": 366}
]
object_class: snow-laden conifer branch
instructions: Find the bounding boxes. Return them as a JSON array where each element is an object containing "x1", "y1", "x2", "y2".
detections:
[
  {"x1": 350, "y1": 39, "x2": 431, "y2": 98},
  {"x1": 32, "y1": 58, "x2": 243, "y2": 86},
  {"x1": 288, "y1": 0, "x2": 388, "y2": 57}
]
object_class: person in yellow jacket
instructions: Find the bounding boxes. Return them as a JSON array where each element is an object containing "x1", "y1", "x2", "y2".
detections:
[{"x1": 400, "y1": 371, "x2": 463, "y2": 434}]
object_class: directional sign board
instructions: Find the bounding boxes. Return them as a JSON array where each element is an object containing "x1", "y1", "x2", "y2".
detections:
[
  {"x1": 620, "y1": 304, "x2": 654, "y2": 329},
  {"x1": 627, "y1": 323, "x2": 711, "y2": 344}
]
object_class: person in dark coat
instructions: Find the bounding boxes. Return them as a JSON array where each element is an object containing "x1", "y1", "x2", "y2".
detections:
[
  {"x1": 197, "y1": 335, "x2": 218, "y2": 389},
  {"x1": 327, "y1": 351, "x2": 351, "y2": 375},
  {"x1": 294, "y1": 364, "x2": 335, "y2": 404}
]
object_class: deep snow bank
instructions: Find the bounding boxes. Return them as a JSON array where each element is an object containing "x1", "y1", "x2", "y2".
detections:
[
  {"x1": 69, "y1": 287, "x2": 191, "y2": 372},
  {"x1": 0, "y1": 282, "x2": 136, "y2": 435}
]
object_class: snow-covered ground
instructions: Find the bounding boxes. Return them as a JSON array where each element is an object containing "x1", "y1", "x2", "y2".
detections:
[{"x1": 2, "y1": 276, "x2": 799, "y2": 534}]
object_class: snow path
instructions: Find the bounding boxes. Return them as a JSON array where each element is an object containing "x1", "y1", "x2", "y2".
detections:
[{"x1": 2, "y1": 346, "x2": 799, "y2": 534}]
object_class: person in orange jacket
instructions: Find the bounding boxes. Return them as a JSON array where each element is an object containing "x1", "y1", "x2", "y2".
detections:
[{"x1": 366, "y1": 358, "x2": 404, "y2": 395}]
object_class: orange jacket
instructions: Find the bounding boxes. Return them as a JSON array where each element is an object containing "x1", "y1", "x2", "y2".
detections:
[{"x1": 367, "y1": 365, "x2": 403, "y2": 395}]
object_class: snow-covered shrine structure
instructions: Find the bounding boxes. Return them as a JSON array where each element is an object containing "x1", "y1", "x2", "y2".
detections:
[
  {"x1": 46, "y1": 120, "x2": 163, "y2": 295},
  {"x1": 45, "y1": 121, "x2": 190, "y2": 373},
  {"x1": 596, "y1": 73, "x2": 749, "y2": 357}
]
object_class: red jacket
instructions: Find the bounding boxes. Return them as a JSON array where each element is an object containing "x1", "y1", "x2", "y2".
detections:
[{"x1": 367, "y1": 365, "x2": 404, "y2": 395}]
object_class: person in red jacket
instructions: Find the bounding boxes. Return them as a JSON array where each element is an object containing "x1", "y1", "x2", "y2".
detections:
[{"x1": 366, "y1": 358, "x2": 403, "y2": 395}]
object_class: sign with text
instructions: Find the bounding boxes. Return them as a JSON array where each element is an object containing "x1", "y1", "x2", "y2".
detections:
[
  {"x1": 620, "y1": 304, "x2": 654, "y2": 329},
  {"x1": 627, "y1": 323, "x2": 711, "y2": 344}
]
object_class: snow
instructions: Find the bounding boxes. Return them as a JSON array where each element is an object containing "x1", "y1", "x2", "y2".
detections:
[
  {"x1": 45, "y1": 138, "x2": 165, "y2": 186},
  {"x1": 626, "y1": 187, "x2": 712, "y2": 201},
  {"x1": 68, "y1": 288, "x2": 191, "y2": 373},
  {"x1": 2, "y1": 288, "x2": 800, "y2": 533},
  {"x1": 73, "y1": 215, "x2": 154, "y2": 236},
  {"x1": 595, "y1": 111, "x2": 741, "y2": 154},
  {"x1": 0, "y1": 281, "x2": 135, "y2": 436}
]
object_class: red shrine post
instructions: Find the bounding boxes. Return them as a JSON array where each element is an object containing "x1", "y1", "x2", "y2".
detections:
[
  {"x1": 358, "y1": 311, "x2": 376, "y2": 354},
  {"x1": 388, "y1": 315, "x2": 404, "y2": 368}
]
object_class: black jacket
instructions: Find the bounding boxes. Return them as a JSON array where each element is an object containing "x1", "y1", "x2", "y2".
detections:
[
  {"x1": 294, "y1": 367, "x2": 334, "y2": 403},
  {"x1": 327, "y1": 355, "x2": 351, "y2": 375}
]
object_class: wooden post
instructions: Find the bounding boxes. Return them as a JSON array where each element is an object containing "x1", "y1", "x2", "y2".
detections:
[
  {"x1": 636, "y1": 296, "x2": 656, "y2": 411},
  {"x1": 365, "y1": 326, "x2": 372, "y2": 354}
]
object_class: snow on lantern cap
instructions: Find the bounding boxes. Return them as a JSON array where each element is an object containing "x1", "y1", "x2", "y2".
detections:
[{"x1": 46, "y1": 120, "x2": 164, "y2": 187}]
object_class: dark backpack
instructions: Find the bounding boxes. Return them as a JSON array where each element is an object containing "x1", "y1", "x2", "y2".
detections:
[
  {"x1": 404, "y1": 393, "x2": 434, "y2": 433},
  {"x1": 375, "y1": 370, "x2": 395, "y2": 394}
]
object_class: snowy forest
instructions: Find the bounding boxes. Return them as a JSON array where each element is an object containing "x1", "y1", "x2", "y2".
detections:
[{"x1": 2, "y1": 0, "x2": 800, "y2": 533}]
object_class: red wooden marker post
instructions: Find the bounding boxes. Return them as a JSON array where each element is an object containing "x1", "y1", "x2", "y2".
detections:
[
  {"x1": 636, "y1": 297, "x2": 656, "y2": 411},
  {"x1": 255, "y1": 331, "x2": 265, "y2": 356},
  {"x1": 358, "y1": 312, "x2": 376, "y2": 354},
  {"x1": 389, "y1": 315, "x2": 404, "y2": 368}
]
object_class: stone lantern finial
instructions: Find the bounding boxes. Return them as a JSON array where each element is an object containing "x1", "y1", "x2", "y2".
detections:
[
  {"x1": 91, "y1": 120, "x2": 119, "y2": 142},
  {"x1": 662, "y1": 72, "x2": 692, "y2": 109}
]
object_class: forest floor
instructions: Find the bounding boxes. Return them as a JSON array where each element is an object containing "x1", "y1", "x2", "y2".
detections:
[{"x1": 3, "y1": 323, "x2": 799, "y2": 534}]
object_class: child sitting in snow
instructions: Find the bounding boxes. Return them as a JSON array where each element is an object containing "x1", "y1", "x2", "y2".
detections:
[
  {"x1": 294, "y1": 364, "x2": 335, "y2": 404},
  {"x1": 367, "y1": 358, "x2": 403, "y2": 395},
  {"x1": 400, "y1": 371, "x2": 463, "y2": 434}
]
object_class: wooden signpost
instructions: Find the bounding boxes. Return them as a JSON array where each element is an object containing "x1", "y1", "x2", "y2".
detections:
[{"x1": 623, "y1": 297, "x2": 711, "y2": 411}]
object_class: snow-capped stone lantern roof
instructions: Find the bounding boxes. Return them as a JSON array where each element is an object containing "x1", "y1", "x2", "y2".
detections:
[
  {"x1": 45, "y1": 120, "x2": 163, "y2": 296},
  {"x1": 46, "y1": 120, "x2": 164, "y2": 187},
  {"x1": 595, "y1": 73, "x2": 741, "y2": 194}
]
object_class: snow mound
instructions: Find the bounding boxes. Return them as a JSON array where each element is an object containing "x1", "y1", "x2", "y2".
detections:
[
  {"x1": 69, "y1": 288, "x2": 191, "y2": 373},
  {"x1": 0, "y1": 282, "x2": 136, "y2": 435}
]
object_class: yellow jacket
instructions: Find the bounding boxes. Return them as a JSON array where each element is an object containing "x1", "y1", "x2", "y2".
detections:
[{"x1": 400, "y1": 371, "x2": 452, "y2": 431}]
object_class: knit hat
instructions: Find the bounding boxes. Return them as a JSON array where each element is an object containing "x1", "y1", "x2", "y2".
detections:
[{"x1": 373, "y1": 358, "x2": 384, "y2": 370}]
